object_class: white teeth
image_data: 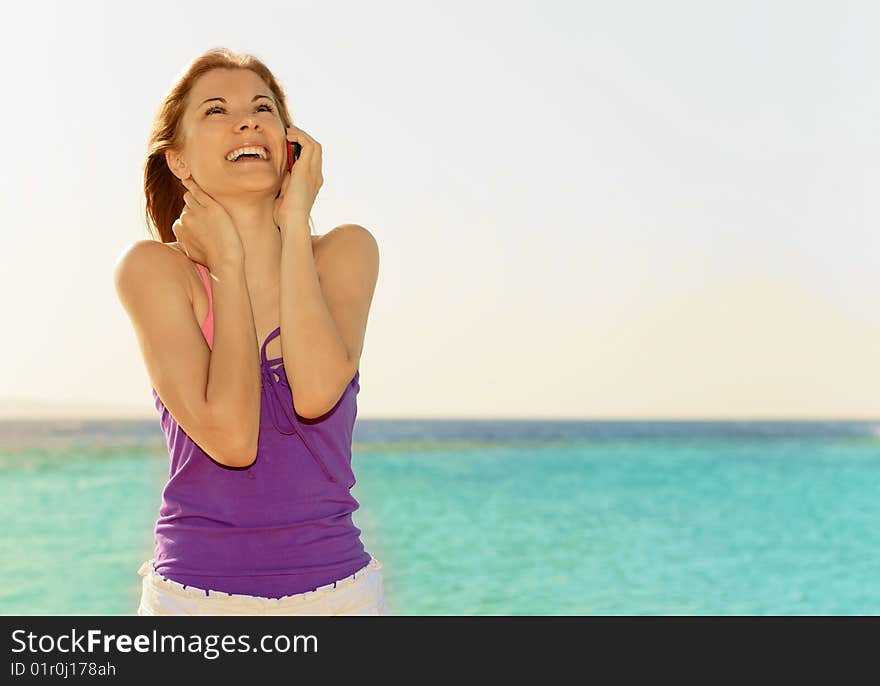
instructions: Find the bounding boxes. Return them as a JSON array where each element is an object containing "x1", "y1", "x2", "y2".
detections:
[{"x1": 226, "y1": 146, "x2": 268, "y2": 161}]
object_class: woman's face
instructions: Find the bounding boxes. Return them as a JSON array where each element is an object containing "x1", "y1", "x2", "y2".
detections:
[{"x1": 168, "y1": 68, "x2": 288, "y2": 194}]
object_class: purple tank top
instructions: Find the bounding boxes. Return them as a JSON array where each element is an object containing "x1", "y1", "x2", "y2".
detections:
[{"x1": 148, "y1": 260, "x2": 371, "y2": 599}]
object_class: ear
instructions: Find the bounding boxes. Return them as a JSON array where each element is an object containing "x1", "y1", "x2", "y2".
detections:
[{"x1": 164, "y1": 149, "x2": 187, "y2": 181}]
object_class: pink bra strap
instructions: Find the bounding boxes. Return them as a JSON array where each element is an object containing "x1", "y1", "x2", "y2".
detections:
[
  {"x1": 194, "y1": 263, "x2": 214, "y2": 350},
  {"x1": 195, "y1": 263, "x2": 213, "y2": 305}
]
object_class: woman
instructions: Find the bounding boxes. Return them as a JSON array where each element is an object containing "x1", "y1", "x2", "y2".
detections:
[{"x1": 114, "y1": 48, "x2": 385, "y2": 615}]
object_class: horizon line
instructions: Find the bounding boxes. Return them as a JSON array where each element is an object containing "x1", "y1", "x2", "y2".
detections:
[{"x1": 0, "y1": 415, "x2": 878, "y2": 423}]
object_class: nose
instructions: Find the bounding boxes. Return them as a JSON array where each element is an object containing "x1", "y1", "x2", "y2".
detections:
[{"x1": 237, "y1": 112, "x2": 259, "y2": 130}]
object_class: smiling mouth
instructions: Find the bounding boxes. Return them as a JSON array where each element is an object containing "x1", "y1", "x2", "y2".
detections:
[{"x1": 227, "y1": 154, "x2": 270, "y2": 163}]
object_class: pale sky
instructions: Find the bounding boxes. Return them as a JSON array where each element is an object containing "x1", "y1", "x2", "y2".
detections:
[{"x1": 2, "y1": 0, "x2": 880, "y2": 420}]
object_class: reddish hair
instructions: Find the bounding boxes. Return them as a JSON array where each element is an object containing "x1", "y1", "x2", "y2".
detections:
[{"x1": 143, "y1": 47, "x2": 315, "y2": 242}]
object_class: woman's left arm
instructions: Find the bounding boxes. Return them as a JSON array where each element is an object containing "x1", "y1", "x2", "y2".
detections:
[{"x1": 279, "y1": 223, "x2": 379, "y2": 419}]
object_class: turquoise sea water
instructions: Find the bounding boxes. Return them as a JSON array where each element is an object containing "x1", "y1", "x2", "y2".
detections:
[{"x1": 2, "y1": 419, "x2": 880, "y2": 615}]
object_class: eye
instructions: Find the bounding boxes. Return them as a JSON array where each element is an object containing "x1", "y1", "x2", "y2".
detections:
[{"x1": 205, "y1": 103, "x2": 275, "y2": 116}]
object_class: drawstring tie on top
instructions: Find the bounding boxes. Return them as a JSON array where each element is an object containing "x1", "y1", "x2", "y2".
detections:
[{"x1": 260, "y1": 327, "x2": 337, "y2": 483}]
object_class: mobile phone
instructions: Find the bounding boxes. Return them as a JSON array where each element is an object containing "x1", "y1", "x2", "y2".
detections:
[{"x1": 287, "y1": 141, "x2": 302, "y2": 172}]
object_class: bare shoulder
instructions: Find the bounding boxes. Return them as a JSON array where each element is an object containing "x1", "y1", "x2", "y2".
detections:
[
  {"x1": 114, "y1": 239, "x2": 174, "y2": 275},
  {"x1": 314, "y1": 224, "x2": 378, "y2": 269},
  {"x1": 113, "y1": 240, "x2": 193, "y2": 300}
]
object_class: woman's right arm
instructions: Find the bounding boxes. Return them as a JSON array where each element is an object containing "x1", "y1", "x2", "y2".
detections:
[{"x1": 113, "y1": 240, "x2": 261, "y2": 467}]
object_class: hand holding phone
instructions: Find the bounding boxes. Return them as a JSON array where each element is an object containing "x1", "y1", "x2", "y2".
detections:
[
  {"x1": 275, "y1": 125, "x2": 318, "y2": 229},
  {"x1": 276, "y1": 139, "x2": 304, "y2": 211}
]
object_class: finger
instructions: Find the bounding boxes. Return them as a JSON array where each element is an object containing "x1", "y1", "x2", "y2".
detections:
[
  {"x1": 288, "y1": 133, "x2": 320, "y2": 158},
  {"x1": 286, "y1": 126, "x2": 321, "y2": 164},
  {"x1": 287, "y1": 125, "x2": 317, "y2": 145},
  {"x1": 180, "y1": 177, "x2": 208, "y2": 207},
  {"x1": 293, "y1": 139, "x2": 318, "y2": 171},
  {"x1": 182, "y1": 191, "x2": 202, "y2": 209}
]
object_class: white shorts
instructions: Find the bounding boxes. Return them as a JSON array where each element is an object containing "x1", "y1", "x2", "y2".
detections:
[{"x1": 136, "y1": 556, "x2": 390, "y2": 616}]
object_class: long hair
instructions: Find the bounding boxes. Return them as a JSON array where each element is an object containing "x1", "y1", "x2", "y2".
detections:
[{"x1": 143, "y1": 47, "x2": 315, "y2": 242}]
